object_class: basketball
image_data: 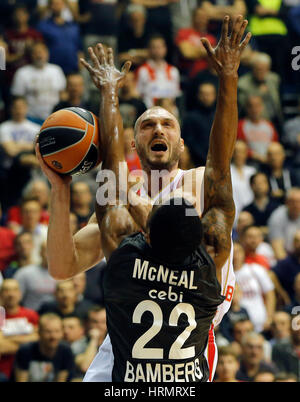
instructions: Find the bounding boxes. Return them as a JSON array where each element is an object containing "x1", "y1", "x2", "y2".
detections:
[{"x1": 38, "y1": 107, "x2": 101, "y2": 175}]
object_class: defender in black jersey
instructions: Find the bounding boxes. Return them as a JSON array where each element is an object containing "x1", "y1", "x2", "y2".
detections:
[
  {"x1": 79, "y1": 15, "x2": 251, "y2": 382},
  {"x1": 103, "y1": 199, "x2": 225, "y2": 382}
]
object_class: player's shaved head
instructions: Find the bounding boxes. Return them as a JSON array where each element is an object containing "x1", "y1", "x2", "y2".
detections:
[
  {"x1": 134, "y1": 106, "x2": 180, "y2": 137},
  {"x1": 147, "y1": 197, "x2": 203, "y2": 264}
]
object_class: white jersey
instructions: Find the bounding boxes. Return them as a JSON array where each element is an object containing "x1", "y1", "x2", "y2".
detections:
[{"x1": 83, "y1": 168, "x2": 235, "y2": 382}]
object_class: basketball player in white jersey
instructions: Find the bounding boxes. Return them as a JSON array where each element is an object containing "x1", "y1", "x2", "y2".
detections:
[{"x1": 36, "y1": 15, "x2": 251, "y2": 381}]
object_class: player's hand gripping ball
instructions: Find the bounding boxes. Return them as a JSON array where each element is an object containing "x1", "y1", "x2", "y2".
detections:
[{"x1": 38, "y1": 107, "x2": 101, "y2": 175}]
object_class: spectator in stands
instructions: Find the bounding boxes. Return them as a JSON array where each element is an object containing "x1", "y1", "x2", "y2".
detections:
[
  {"x1": 230, "y1": 140, "x2": 256, "y2": 225},
  {"x1": 175, "y1": 7, "x2": 217, "y2": 77},
  {"x1": 233, "y1": 210, "x2": 254, "y2": 241},
  {"x1": 238, "y1": 53, "x2": 282, "y2": 127},
  {"x1": 272, "y1": 320, "x2": 300, "y2": 381},
  {"x1": 70, "y1": 181, "x2": 93, "y2": 229},
  {"x1": 285, "y1": 272, "x2": 300, "y2": 315},
  {"x1": 220, "y1": 284, "x2": 250, "y2": 343},
  {"x1": 11, "y1": 41, "x2": 66, "y2": 124},
  {"x1": 246, "y1": 0, "x2": 289, "y2": 78},
  {"x1": 243, "y1": 173, "x2": 280, "y2": 233},
  {"x1": 52, "y1": 72, "x2": 90, "y2": 112},
  {"x1": 15, "y1": 197, "x2": 48, "y2": 265},
  {"x1": 119, "y1": 71, "x2": 147, "y2": 128},
  {"x1": 233, "y1": 242, "x2": 276, "y2": 333},
  {"x1": 0, "y1": 279, "x2": 39, "y2": 382},
  {"x1": 270, "y1": 312, "x2": 291, "y2": 346},
  {"x1": 136, "y1": 34, "x2": 180, "y2": 108},
  {"x1": 3, "y1": 231, "x2": 33, "y2": 278},
  {"x1": 14, "y1": 242, "x2": 56, "y2": 310},
  {"x1": 0, "y1": 97, "x2": 40, "y2": 171},
  {"x1": 263, "y1": 142, "x2": 298, "y2": 205},
  {"x1": 79, "y1": 0, "x2": 118, "y2": 55},
  {"x1": 129, "y1": 0, "x2": 175, "y2": 62},
  {"x1": 270, "y1": 230, "x2": 300, "y2": 306},
  {"x1": 200, "y1": 0, "x2": 247, "y2": 36},
  {"x1": 282, "y1": 98, "x2": 300, "y2": 167},
  {"x1": 0, "y1": 204, "x2": 16, "y2": 272},
  {"x1": 268, "y1": 188, "x2": 300, "y2": 260},
  {"x1": 237, "y1": 95, "x2": 279, "y2": 166},
  {"x1": 7, "y1": 180, "x2": 50, "y2": 234},
  {"x1": 241, "y1": 225, "x2": 276, "y2": 269},
  {"x1": 84, "y1": 305, "x2": 107, "y2": 354},
  {"x1": 214, "y1": 346, "x2": 241, "y2": 382},
  {"x1": 118, "y1": 4, "x2": 151, "y2": 68},
  {"x1": 236, "y1": 332, "x2": 278, "y2": 381},
  {"x1": 38, "y1": 279, "x2": 90, "y2": 320},
  {"x1": 37, "y1": 0, "x2": 82, "y2": 75},
  {"x1": 72, "y1": 272, "x2": 95, "y2": 315},
  {"x1": 62, "y1": 315, "x2": 88, "y2": 379},
  {"x1": 37, "y1": 0, "x2": 79, "y2": 22},
  {"x1": 230, "y1": 318, "x2": 254, "y2": 357},
  {"x1": 181, "y1": 82, "x2": 216, "y2": 167},
  {"x1": 253, "y1": 370, "x2": 275, "y2": 382},
  {"x1": 14, "y1": 313, "x2": 74, "y2": 382},
  {"x1": 4, "y1": 4, "x2": 43, "y2": 84}
]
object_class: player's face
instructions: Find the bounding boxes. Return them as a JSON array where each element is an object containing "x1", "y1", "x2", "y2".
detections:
[
  {"x1": 135, "y1": 108, "x2": 184, "y2": 171},
  {"x1": 216, "y1": 355, "x2": 239, "y2": 381}
]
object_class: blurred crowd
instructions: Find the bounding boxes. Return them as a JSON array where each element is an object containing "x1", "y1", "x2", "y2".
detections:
[{"x1": 0, "y1": 0, "x2": 300, "y2": 383}]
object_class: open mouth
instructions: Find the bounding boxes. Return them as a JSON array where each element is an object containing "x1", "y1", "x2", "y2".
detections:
[{"x1": 151, "y1": 142, "x2": 168, "y2": 152}]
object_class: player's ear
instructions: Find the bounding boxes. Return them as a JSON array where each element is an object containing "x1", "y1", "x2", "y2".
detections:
[
  {"x1": 131, "y1": 139, "x2": 136, "y2": 150},
  {"x1": 180, "y1": 138, "x2": 184, "y2": 153}
]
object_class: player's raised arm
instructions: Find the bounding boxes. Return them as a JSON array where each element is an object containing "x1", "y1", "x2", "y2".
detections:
[
  {"x1": 81, "y1": 46, "x2": 151, "y2": 259},
  {"x1": 35, "y1": 145, "x2": 103, "y2": 280},
  {"x1": 200, "y1": 16, "x2": 251, "y2": 274}
]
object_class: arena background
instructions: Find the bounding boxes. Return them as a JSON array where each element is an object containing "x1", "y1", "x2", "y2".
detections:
[{"x1": 0, "y1": 0, "x2": 300, "y2": 383}]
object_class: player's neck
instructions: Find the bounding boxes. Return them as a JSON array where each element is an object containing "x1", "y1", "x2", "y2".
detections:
[{"x1": 144, "y1": 167, "x2": 180, "y2": 198}]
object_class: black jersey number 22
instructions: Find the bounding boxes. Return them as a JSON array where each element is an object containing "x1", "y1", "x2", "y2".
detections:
[{"x1": 132, "y1": 300, "x2": 197, "y2": 360}]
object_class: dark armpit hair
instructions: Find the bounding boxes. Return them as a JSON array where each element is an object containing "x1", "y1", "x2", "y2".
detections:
[{"x1": 147, "y1": 197, "x2": 203, "y2": 264}]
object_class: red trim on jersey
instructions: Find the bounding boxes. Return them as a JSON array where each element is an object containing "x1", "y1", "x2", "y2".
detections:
[{"x1": 207, "y1": 324, "x2": 216, "y2": 382}]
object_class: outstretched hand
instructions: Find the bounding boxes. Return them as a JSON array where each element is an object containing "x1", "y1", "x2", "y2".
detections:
[
  {"x1": 80, "y1": 44, "x2": 131, "y2": 90},
  {"x1": 201, "y1": 15, "x2": 251, "y2": 78}
]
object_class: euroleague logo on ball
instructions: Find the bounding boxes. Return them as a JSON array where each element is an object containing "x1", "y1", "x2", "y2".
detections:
[{"x1": 52, "y1": 160, "x2": 63, "y2": 170}]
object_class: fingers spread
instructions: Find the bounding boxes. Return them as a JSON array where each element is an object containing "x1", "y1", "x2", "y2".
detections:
[
  {"x1": 239, "y1": 32, "x2": 252, "y2": 52},
  {"x1": 88, "y1": 47, "x2": 101, "y2": 70},
  {"x1": 235, "y1": 19, "x2": 248, "y2": 46},
  {"x1": 200, "y1": 37, "x2": 214, "y2": 57},
  {"x1": 107, "y1": 47, "x2": 114, "y2": 66},
  {"x1": 96, "y1": 43, "x2": 107, "y2": 65},
  {"x1": 80, "y1": 58, "x2": 94, "y2": 74},
  {"x1": 220, "y1": 15, "x2": 229, "y2": 44},
  {"x1": 230, "y1": 15, "x2": 243, "y2": 46}
]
